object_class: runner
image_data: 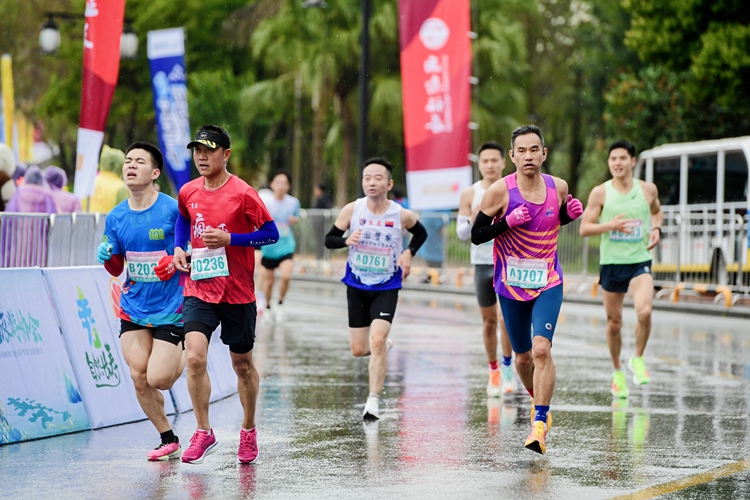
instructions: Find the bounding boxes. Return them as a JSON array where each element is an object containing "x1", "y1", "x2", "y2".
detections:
[
  {"x1": 456, "y1": 141, "x2": 517, "y2": 397},
  {"x1": 471, "y1": 125, "x2": 583, "y2": 454},
  {"x1": 324, "y1": 158, "x2": 427, "y2": 420},
  {"x1": 97, "y1": 141, "x2": 185, "y2": 461},
  {"x1": 259, "y1": 171, "x2": 301, "y2": 322},
  {"x1": 155, "y1": 125, "x2": 278, "y2": 465},
  {"x1": 579, "y1": 139, "x2": 662, "y2": 399}
]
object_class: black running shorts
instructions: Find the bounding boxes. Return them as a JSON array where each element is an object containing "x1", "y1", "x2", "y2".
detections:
[
  {"x1": 120, "y1": 319, "x2": 184, "y2": 347},
  {"x1": 346, "y1": 286, "x2": 400, "y2": 328},
  {"x1": 473, "y1": 264, "x2": 497, "y2": 308},
  {"x1": 599, "y1": 260, "x2": 652, "y2": 294},
  {"x1": 183, "y1": 296, "x2": 257, "y2": 354}
]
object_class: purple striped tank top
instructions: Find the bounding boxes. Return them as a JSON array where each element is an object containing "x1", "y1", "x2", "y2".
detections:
[{"x1": 494, "y1": 173, "x2": 563, "y2": 301}]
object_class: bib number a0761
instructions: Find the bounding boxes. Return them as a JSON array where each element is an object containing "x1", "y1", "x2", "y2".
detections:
[
  {"x1": 190, "y1": 247, "x2": 230, "y2": 281},
  {"x1": 352, "y1": 245, "x2": 391, "y2": 274},
  {"x1": 505, "y1": 257, "x2": 548, "y2": 289},
  {"x1": 126, "y1": 250, "x2": 166, "y2": 283}
]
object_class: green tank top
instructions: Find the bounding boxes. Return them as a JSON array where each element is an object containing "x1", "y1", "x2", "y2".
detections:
[{"x1": 599, "y1": 180, "x2": 652, "y2": 265}]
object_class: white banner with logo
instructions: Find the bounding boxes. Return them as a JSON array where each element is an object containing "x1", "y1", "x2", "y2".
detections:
[
  {"x1": 43, "y1": 267, "x2": 174, "y2": 428},
  {"x1": 0, "y1": 269, "x2": 90, "y2": 444}
]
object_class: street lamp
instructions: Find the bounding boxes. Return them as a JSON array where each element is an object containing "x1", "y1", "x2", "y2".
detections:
[
  {"x1": 39, "y1": 16, "x2": 61, "y2": 55},
  {"x1": 39, "y1": 12, "x2": 138, "y2": 60},
  {"x1": 303, "y1": 0, "x2": 371, "y2": 196}
]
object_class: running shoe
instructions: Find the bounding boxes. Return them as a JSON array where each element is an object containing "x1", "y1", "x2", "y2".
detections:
[
  {"x1": 275, "y1": 304, "x2": 285, "y2": 322},
  {"x1": 628, "y1": 356, "x2": 651, "y2": 385},
  {"x1": 524, "y1": 421, "x2": 548, "y2": 455},
  {"x1": 611, "y1": 369, "x2": 630, "y2": 399},
  {"x1": 501, "y1": 364, "x2": 518, "y2": 395},
  {"x1": 529, "y1": 397, "x2": 553, "y2": 429},
  {"x1": 237, "y1": 428, "x2": 259, "y2": 464},
  {"x1": 487, "y1": 369, "x2": 501, "y2": 397},
  {"x1": 363, "y1": 396, "x2": 379, "y2": 421},
  {"x1": 147, "y1": 439, "x2": 181, "y2": 461},
  {"x1": 181, "y1": 428, "x2": 218, "y2": 464}
]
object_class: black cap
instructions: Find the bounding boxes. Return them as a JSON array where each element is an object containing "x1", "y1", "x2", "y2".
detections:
[{"x1": 187, "y1": 129, "x2": 230, "y2": 150}]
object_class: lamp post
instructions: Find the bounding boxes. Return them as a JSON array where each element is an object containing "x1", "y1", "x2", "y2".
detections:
[
  {"x1": 302, "y1": 0, "x2": 370, "y2": 196},
  {"x1": 39, "y1": 12, "x2": 138, "y2": 60}
]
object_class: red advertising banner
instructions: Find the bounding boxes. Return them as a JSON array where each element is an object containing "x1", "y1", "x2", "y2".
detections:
[
  {"x1": 74, "y1": 0, "x2": 126, "y2": 199},
  {"x1": 398, "y1": 0, "x2": 472, "y2": 210}
]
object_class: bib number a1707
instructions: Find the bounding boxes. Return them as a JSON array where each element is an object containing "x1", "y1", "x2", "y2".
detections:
[
  {"x1": 505, "y1": 257, "x2": 548, "y2": 289},
  {"x1": 126, "y1": 250, "x2": 166, "y2": 283},
  {"x1": 190, "y1": 247, "x2": 230, "y2": 281}
]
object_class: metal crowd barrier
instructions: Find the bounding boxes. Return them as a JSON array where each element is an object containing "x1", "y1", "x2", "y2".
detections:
[
  {"x1": 6, "y1": 207, "x2": 750, "y2": 297},
  {"x1": 0, "y1": 212, "x2": 101, "y2": 268}
]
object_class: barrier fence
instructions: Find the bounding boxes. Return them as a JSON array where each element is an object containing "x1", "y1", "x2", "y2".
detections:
[{"x1": 2, "y1": 207, "x2": 750, "y2": 295}]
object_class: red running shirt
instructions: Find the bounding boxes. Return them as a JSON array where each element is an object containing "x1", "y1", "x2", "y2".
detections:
[{"x1": 178, "y1": 175, "x2": 272, "y2": 304}]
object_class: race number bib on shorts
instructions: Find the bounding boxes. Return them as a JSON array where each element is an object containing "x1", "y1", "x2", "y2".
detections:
[
  {"x1": 609, "y1": 219, "x2": 644, "y2": 243},
  {"x1": 505, "y1": 257, "x2": 548, "y2": 289},
  {"x1": 352, "y1": 244, "x2": 391, "y2": 274},
  {"x1": 126, "y1": 250, "x2": 166, "y2": 282},
  {"x1": 190, "y1": 247, "x2": 230, "y2": 281}
]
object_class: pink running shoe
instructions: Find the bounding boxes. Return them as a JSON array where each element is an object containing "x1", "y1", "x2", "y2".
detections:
[
  {"x1": 237, "y1": 428, "x2": 259, "y2": 464},
  {"x1": 147, "y1": 439, "x2": 181, "y2": 461},
  {"x1": 181, "y1": 429, "x2": 218, "y2": 464}
]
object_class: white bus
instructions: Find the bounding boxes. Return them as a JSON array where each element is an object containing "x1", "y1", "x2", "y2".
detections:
[{"x1": 635, "y1": 136, "x2": 750, "y2": 285}]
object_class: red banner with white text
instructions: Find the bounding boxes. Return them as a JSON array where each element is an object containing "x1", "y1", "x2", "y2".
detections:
[
  {"x1": 398, "y1": 0, "x2": 472, "y2": 210},
  {"x1": 74, "y1": 0, "x2": 126, "y2": 199}
]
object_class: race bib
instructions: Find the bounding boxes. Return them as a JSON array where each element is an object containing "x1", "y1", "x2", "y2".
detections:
[
  {"x1": 352, "y1": 244, "x2": 391, "y2": 274},
  {"x1": 506, "y1": 257, "x2": 548, "y2": 289},
  {"x1": 609, "y1": 219, "x2": 645, "y2": 243},
  {"x1": 277, "y1": 223, "x2": 291, "y2": 238},
  {"x1": 126, "y1": 250, "x2": 165, "y2": 283},
  {"x1": 190, "y1": 247, "x2": 230, "y2": 281}
]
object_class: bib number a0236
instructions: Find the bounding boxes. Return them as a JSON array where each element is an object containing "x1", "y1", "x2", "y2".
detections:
[
  {"x1": 126, "y1": 250, "x2": 166, "y2": 282},
  {"x1": 352, "y1": 244, "x2": 391, "y2": 274},
  {"x1": 190, "y1": 247, "x2": 230, "y2": 281},
  {"x1": 505, "y1": 257, "x2": 548, "y2": 289},
  {"x1": 609, "y1": 219, "x2": 645, "y2": 243}
]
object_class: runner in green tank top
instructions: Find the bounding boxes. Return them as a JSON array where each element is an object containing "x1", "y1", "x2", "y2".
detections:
[{"x1": 580, "y1": 140, "x2": 663, "y2": 399}]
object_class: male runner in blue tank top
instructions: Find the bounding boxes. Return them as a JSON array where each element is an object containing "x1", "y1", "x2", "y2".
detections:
[
  {"x1": 97, "y1": 142, "x2": 186, "y2": 461},
  {"x1": 324, "y1": 158, "x2": 428, "y2": 420}
]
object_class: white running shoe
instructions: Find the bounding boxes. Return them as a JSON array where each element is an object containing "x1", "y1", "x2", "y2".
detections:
[
  {"x1": 363, "y1": 396, "x2": 379, "y2": 421},
  {"x1": 275, "y1": 304, "x2": 285, "y2": 322},
  {"x1": 501, "y1": 364, "x2": 518, "y2": 395}
]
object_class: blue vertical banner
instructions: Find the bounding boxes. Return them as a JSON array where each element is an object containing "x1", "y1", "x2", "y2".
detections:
[{"x1": 147, "y1": 28, "x2": 192, "y2": 190}]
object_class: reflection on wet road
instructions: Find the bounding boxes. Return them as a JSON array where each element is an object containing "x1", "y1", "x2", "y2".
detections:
[{"x1": 2, "y1": 280, "x2": 749, "y2": 499}]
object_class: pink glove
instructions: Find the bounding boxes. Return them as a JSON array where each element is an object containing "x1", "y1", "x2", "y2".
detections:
[
  {"x1": 506, "y1": 205, "x2": 532, "y2": 228},
  {"x1": 566, "y1": 194, "x2": 583, "y2": 220}
]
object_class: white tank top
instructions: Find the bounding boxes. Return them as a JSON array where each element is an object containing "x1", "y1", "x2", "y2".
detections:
[
  {"x1": 471, "y1": 181, "x2": 494, "y2": 265},
  {"x1": 345, "y1": 198, "x2": 404, "y2": 287}
]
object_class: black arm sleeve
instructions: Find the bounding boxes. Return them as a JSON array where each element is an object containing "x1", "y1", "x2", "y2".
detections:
[
  {"x1": 324, "y1": 225, "x2": 348, "y2": 249},
  {"x1": 471, "y1": 210, "x2": 510, "y2": 245},
  {"x1": 405, "y1": 220, "x2": 427, "y2": 256},
  {"x1": 559, "y1": 200, "x2": 574, "y2": 226}
]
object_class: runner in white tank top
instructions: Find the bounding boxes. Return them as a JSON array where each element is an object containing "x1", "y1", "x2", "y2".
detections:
[
  {"x1": 324, "y1": 158, "x2": 428, "y2": 421},
  {"x1": 456, "y1": 142, "x2": 517, "y2": 402}
]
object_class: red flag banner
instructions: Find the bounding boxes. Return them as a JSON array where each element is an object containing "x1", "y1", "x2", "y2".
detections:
[
  {"x1": 74, "y1": 0, "x2": 126, "y2": 199},
  {"x1": 398, "y1": 0, "x2": 472, "y2": 210}
]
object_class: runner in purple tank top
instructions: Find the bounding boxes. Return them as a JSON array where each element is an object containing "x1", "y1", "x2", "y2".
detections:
[{"x1": 471, "y1": 125, "x2": 583, "y2": 455}]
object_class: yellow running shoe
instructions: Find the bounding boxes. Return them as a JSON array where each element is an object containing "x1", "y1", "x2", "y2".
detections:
[
  {"x1": 524, "y1": 421, "x2": 548, "y2": 455},
  {"x1": 629, "y1": 356, "x2": 651, "y2": 385},
  {"x1": 529, "y1": 398, "x2": 553, "y2": 430},
  {"x1": 611, "y1": 369, "x2": 630, "y2": 398}
]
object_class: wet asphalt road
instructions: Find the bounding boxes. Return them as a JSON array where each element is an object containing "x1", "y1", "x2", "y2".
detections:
[{"x1": 2, "y1": 280, "x2": 749, "y2": 499}]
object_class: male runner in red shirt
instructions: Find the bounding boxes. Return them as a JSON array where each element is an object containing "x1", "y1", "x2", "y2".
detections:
[{"x1": 156, "y1": 125, "x2": 278, "y2": 465}]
